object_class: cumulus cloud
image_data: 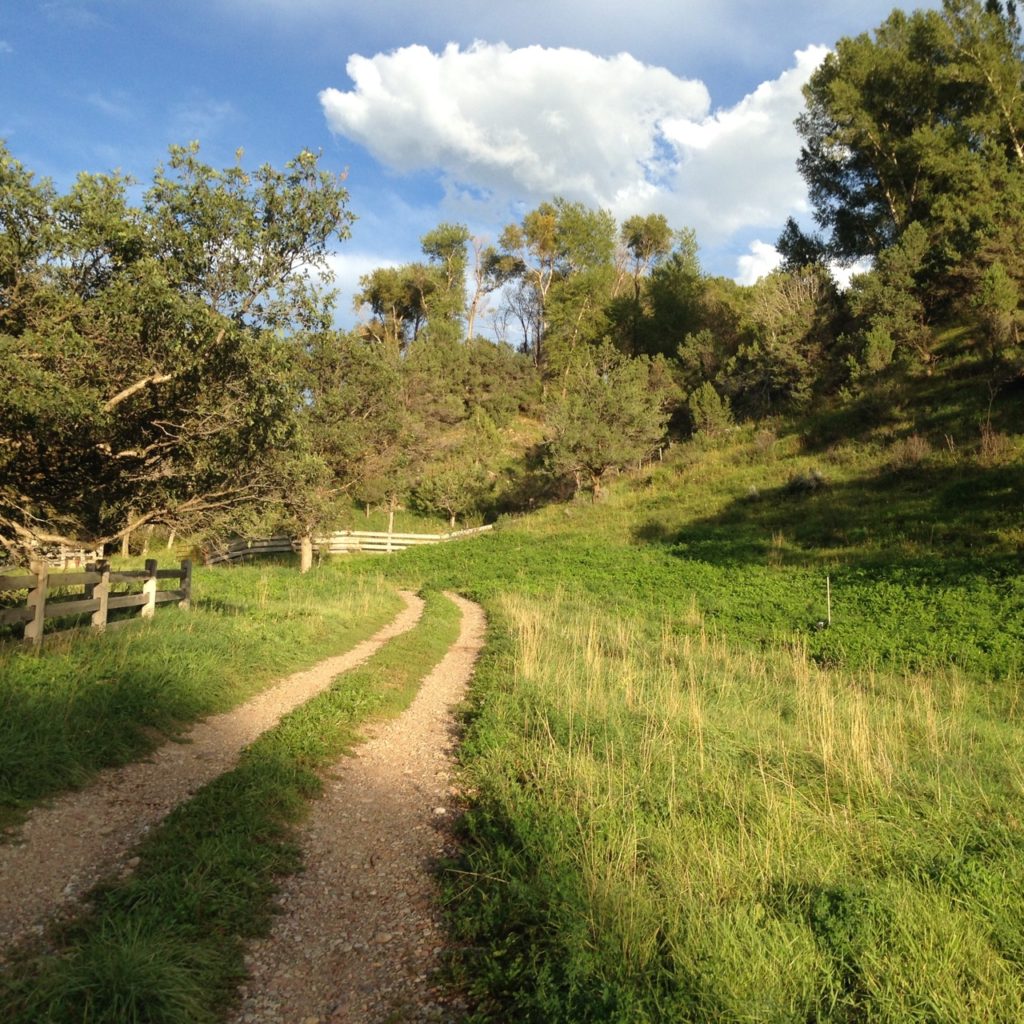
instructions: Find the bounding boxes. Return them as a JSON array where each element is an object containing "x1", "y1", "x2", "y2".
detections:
[
  {"x1": 320, "y1": 41, "x2": 826, "y2": 262},
  {"x1": 321, "y1": 42, "x2": 709, "y2": 205},
  {"x1": 736, "y1": 240, "x2": 784, "y2": 285}
]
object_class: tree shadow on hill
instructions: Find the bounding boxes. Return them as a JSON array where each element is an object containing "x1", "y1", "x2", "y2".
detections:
[
  {"x1": 634, "y1": 460, "x2": 1024, "y2": 583},
  {"x1": 798, "y1": 366, "x2": 1023, "y2": 453}
]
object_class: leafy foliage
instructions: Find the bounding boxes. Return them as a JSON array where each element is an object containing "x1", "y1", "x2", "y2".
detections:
[{"x1": 0, "y1": 142, "x2": 353, "y2": 558}]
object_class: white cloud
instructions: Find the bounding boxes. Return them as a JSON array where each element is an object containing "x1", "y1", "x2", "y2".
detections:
[
  {"x1": 829, "y1": 256, "x2": 873, "y2": 291},
  {"x1": 736, "y1": 240, "x2": 783, "y2": 285},
  {"x1": 321, "y1": 249, "x2": 401, "y2": 322},
  {"x1": 660, "y1": 46, "x2": 826, "y2": 243},
  {"x1": 0, "y1": 40, "x2": 13, "y2": 54},
  {"x1": 321, "y1": 42, "x2": 709, "y2": 206},
  {"x1": 320, "y1": 41, "x2": 826, "y2": 258}
]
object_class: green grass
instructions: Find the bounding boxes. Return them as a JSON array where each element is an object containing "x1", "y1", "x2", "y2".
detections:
[
  {"x1": 0, "y1": 589, "x2": 462, "y2": 1024},
  {"x1": 319, "y1": 356, "x2": 1024, "y2": 1022},
  {"x1": 0, "y1": 564, "x2": 403, "y2": 830},
  {"x1": 441, "y1": 592, "x2": 1024, "y2": 1022},
  {"x1": 3, "y1": 348, "x2": 1020, "y2": 1021}
]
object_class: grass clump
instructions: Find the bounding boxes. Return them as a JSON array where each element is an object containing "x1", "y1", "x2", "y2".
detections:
[
  {"x1": 0, "y1": 567, "x2": 402, "y2": 830},
  {"x1": 0, "y1": 589, "x2": 462, "y2": 1024}
]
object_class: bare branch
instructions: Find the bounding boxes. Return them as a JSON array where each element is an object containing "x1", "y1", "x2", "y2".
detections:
[{"x1": 102, "y1": 373, "x2": 174, "y2": 413}]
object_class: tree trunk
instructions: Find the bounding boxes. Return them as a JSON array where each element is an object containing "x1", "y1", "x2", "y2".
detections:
[
  {"x1": 166, "y1": 528, "x2": 176, "y2": 550},
  {"x1": 449, "y1": 512, "x2": 456, "y2": 529},
  {"x1": 121, "y1": 529, "x2": 131, "y2": 559},
  {"x1": 299, "y1": 534, "x2": 313, "y2": 574}
]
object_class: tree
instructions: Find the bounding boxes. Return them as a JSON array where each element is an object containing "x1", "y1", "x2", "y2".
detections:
[
  {"x1": 420, "y1": 222, "x2": 470, "y2": 344},
  {"x1": 846, "y1": 222, "x2": 932, "y2": 370},
  {"x1": 724, "y1": 265, "x2": 841, "y2": 414},
  {"x1": 354, "y1": 263, "x2": 435, "y2": 351},
  {"x1": 0, "y1": 141, "x2": 353, "y2": 560},
  {"x1": 973, "y1": 259, "x2": 1021, "y2": 356},
  {"x1": 495, "y1": 198, "x2": 616, "y2": 367},
  {"x1": 544, "y1": 345, "x2": 674, "y2": 499},
  {"x1": 795, "y1": 0, "x2": 1024, "y2": 304}
]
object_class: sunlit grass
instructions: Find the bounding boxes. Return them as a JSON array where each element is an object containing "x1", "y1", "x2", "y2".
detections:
[
  {"x1": 1, "y1": 590, "x2": 463, "y2": 1024},
  {"x1": 0, "y1": 565, "x2": 403, "y2": 828},
  {"x1": 448, "y1": 591, "x2": 1024, "y2": 1021}
]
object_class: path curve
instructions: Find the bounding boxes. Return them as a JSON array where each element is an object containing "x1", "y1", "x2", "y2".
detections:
[
  {"x1": 0, "y1": 591, "x2": 424, "y2": 957},
  {"x1": 230, "y1": 592, "x2": 486, "y2": 1024}
]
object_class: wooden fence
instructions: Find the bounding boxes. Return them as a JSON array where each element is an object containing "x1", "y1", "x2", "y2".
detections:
[
  {"x1": 204, "y1": 525, "x2": 494, "y2": 566},
  {"x1": 0, "y1": 559, "x2": 192, "y2": 643}
]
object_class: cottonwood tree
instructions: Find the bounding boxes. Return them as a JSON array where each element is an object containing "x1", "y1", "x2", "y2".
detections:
[
  {"x1": 0, "y1": 141, "x2": 353, "y2": 560},
  {"x1": 494, "y1": 198, "x2": 617, "y2": 368},
  {"x1": 795, "y1": 0, "x2": 1024, "y2": 304}
]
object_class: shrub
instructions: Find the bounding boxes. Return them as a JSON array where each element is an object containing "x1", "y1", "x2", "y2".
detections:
[
  {"x1": 889, "y1": 433, "x2": 931, "y2": 470},
  {"x1": 688, "y1": 382, "x2": 734, "y2": 438}
]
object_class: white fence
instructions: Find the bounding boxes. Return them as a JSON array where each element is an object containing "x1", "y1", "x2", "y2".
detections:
[
  {"x1": 0, "y1": 559, "x2": 192, "y2": 643},
  {"x1": 203, "y1": 525, "x2": 494, "y2": 566}
]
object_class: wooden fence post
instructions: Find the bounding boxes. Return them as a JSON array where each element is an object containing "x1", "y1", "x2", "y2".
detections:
[
  {"x1": 24, "y1": 560, "x2": 48, "y2": 643},
  {"x1": 87, "y1": 560, "x2": 111, "y2": 631},
  {"x1": 179, "y1": 559, "x2": 192, "y2": 610},
  {"x1": 141, "y1": 558, "x2": 158, "y2": 619}
]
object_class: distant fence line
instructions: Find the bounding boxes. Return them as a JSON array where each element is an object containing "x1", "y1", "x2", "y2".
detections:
[
  {"x1": 0, "y1": 559, "x2": 192, "y2": 643},
  {"x1": 203, "y1": 525, "x2": 494, "y2": 566}
]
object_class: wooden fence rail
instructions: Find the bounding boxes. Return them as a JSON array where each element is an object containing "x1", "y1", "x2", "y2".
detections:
[
  {"x1": 0, "y1": 559, "x2": 192, "y2": 643},
  {"x1": 204, "y1": 525, "x2": 494, "y2": 566}
]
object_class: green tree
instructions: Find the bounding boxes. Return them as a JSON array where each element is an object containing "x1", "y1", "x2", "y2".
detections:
[
  {"x1": 0, "y1": 141, "x2": 353, "y2": 559},
  {"x1": 544, "y1": 345, "x2": 674, "y2": 499},
  {"x1": 733, "y1": 266, "x2": 841, "y2": 414},
  {"x1": 795, "y1": 0, "x2": 1024, "y2": 304},
  {"x1": 496, "y1": 198, "x2": 616, "y2": 367},
  {"x1": 973, "y1": 259, "x2": 1021, "y2": 356}
]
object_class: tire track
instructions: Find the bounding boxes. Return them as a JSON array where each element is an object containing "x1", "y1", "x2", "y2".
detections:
[{"x1": 0, "y1": 591, "x2": 424, "y2": 957}]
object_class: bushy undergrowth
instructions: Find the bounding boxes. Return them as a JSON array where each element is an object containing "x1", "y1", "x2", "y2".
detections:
[
  {"x1": 0, "y1": 565, "x2": 402, "y2": 828},
  {"x1": 1, "y1": 590, "x2": 462, "y2": 1024}
]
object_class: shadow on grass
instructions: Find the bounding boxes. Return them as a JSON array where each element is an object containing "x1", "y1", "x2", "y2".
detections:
[{"x1": 635, "y1": 460, "x2": 1024, "y2": 582}]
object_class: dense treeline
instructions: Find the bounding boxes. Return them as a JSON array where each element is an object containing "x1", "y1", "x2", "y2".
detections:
[{"x1": 2, "y1": 0, "x2": 1021, "y2": 563}]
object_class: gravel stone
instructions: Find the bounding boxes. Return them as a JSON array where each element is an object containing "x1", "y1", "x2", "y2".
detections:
[{"x1": 227, "y1": 592, "x2": 485, "y2": 1024}]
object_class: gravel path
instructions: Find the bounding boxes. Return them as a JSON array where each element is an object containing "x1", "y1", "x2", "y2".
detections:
[
  {"x1": 230, "y1": 592, "x2": 486, "y2": 1024},
  {"x1": 0, "y1": 591, "x2": 424, "y2": 958}
]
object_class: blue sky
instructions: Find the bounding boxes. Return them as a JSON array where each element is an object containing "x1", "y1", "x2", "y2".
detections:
[{"x1": 1, "y1": 1, "x2": 932, "y2": 328}]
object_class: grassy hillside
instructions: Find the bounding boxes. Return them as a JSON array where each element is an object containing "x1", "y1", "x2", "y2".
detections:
[
  {"x1": 1, "y1": 347, "x2": 1020, "y2": 1021},
  {"x1": 355, "y1": 353, "x2": 1024, "y2": 1021}
]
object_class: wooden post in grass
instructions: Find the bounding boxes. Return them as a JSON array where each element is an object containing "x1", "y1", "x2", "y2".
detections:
[
  {"x1": 24, "y1": 560, "x2": 48, "y2": 643},
  {"x1": 179, "y1": 559, "x2": 192, "y2": 609},
  {"x1": 141, "y1": 558, "x2": 158, "y2": 619},
  {"x1": 87, "y1": 559, "x2": 111, "y2": 631},
  {"x1": 826, "y1": 575, "x2": 832, "y2": 626}
]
